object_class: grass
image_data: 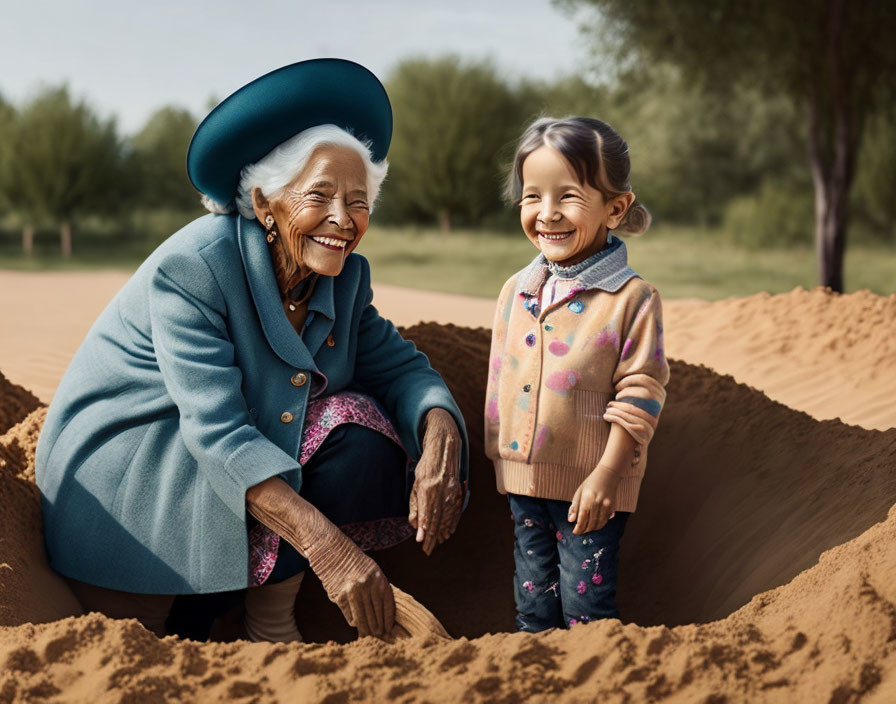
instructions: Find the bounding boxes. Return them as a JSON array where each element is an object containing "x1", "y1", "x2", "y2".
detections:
[
  {"x1": 0, "y1": 223, "x2": 893, "y2": 301},
  {"x1": 356, "y1": 225, "x2": 896, "y2": 301}
]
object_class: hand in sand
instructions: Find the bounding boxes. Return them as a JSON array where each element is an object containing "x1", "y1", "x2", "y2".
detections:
[
  {"x1": 568, "y1": 465, "x2": 621, "y2": 535},
  {"x1": 247, "y1": 477, "x2": 394, "y2": 638},
  {"x1": 408, "y1": 408, "x2": 463, "y2": 555}
]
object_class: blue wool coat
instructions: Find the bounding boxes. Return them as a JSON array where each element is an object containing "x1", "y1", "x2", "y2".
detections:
[{"x1": 35, "y1": 214, "x2": 469, "y2": 594}]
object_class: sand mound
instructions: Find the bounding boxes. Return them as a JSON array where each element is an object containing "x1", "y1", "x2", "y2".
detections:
[
  {"x1": 664, "y1": 288, "x2": 896, "y2": 431},
  {"x1": 2, "y1": 320, "x2": 896, "y2": 701},
  {"x1": 0, "y1": 406, "x2": 84, "y2": 629},
  {"x1": 0, "y1": 371, "x2": 42, "y2": 436}
]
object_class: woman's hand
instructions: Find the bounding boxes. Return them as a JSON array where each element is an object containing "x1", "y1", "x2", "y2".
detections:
[
  {"x1": 408, "y1": 408, "x2": 463, "y2": 555},
  {"x1": 568, "y1": 465, "x2": 621, "y2": 535},
  {"x1": 247, "y1": 477, "x2": 394, "y2": 638}
]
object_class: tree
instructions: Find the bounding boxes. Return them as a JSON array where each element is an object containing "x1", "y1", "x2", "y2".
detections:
[
  {"x1": 0, "y1": 96, "x2": 23, "y2": 250},
  {"x1": 130, "y1": 106, "x2": 200, "y2": 211},
  {"x1": 560, "y1": 0, "x2": 896, "y2": 291},
  {"x1": 384, "y1": 57, "x2": 524, "y2": 231},
  {"x1": 11, "y1": 85, "x2": 125, "y2": 257}
]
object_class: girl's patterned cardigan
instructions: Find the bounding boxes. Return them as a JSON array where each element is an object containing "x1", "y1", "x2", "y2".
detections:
[{"x1": 484, "y1": 236, "x2": 670, "y2": 511}]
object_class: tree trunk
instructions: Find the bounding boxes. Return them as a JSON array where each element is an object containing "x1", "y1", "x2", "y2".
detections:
[
  {"x1": 439, "y1": 210, "x2": 451, "y2": 234},
  {"x1": 60, "y1": 220, "x2": 72, "y2": 258},
  {"x1": 814, "y1": 188, "x2": 847, "y2": 293},
  {"x1": 805, "y1": 0, "x2": 858, "y2": 293},
  {"x1": 22, "y1": 224, "x2": 34, "y2": 256}
]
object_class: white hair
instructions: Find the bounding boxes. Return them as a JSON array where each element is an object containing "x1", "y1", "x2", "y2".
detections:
[{"x1": 201, "y1": 124, "x2": 389, "y2": 218}]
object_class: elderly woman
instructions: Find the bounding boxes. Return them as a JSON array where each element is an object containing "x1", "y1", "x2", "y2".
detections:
[{"x1": 35, "y1": 59, "x2": 468, "y2": 641}]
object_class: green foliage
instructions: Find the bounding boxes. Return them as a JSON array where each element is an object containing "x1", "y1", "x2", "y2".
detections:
[
  {"x1": 516, "y1": 75, "x2": 613, "y2": 123},
  {"x1": 381, "y1": 57, "x2": 525, "y2": 229},
  {"x1": 723, "y1": 180, "x2": 814, "y2": 249},
  {"x1": 0, "y1": 95, "x2": 16, "y2": 214},
  {"x1": 852, "y1": 108, "x2": 896, "y2": 241},
  {"x1": 129, "y1": 106, "x2": 201, "y2": 211},
  {"x1": 10, "y1": 85, "x2": 125, "y2": 223},
  {"x1": 558, "y1": 0, "x2": 896, "y2": 289}
]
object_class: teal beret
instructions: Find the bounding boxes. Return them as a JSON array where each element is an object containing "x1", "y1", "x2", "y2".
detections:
[{"x1": 187, "y1": 58, "x2": 392, "y2": 205}]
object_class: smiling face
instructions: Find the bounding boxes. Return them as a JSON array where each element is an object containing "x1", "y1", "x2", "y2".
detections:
[
  {"x1": 252, "y1": 144, "x2": 370, "y2": 278},
  {"x1": 519, "y1": 145, "x2": 633, "y2": 267}
]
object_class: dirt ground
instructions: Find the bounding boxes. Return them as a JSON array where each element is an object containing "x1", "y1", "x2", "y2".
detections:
[{"x1": 1, "y1": 272, "x2": 895, "y2": 702}]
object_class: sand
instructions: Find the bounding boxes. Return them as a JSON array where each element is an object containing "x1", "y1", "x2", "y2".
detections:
[
  {"x1": 663, "y1": 288, "x2": 896, "y2": 431},
  {"x1": 0, "y1": 271, "x2": 495, "y2": 404},
  {"x1": 2, "y1": 278, "x2": 896, "y2": 702},
  {"x1": 3, "y1": 272, "x2": 890, "y2": 433}
]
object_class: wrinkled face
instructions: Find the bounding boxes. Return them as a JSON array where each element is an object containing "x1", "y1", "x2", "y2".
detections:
[
  {"x1": 519, "y1": 145, "x2": 628, "y2": 267},
  {"x1": 255, "y1": 144, "x2": 370, "y2": 277}
]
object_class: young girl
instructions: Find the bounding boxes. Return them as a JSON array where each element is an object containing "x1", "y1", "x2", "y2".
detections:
[{"x1": 485, "y1": 116, "x2": 670, "y2": 632}]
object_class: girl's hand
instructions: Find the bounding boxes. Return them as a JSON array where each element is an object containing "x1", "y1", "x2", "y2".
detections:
[
  {"x1": 568, "y1": 465, "x2": 621, "y2": 535},
  {"x1": 408, "y1": 408, "x2": 463, "y2": 555}
]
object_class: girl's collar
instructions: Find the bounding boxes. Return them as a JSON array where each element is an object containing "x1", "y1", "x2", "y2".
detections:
[
  {"x1": 546, "y1": 236, "x2": 617, "y2": 279},
  {"x1": 514, "y1": 234, "x2": 638, "y2": 299}
]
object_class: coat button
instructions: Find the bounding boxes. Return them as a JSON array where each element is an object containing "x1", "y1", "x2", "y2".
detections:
[
  {"x1": 523, "y1": 384, "x2": 531, "y2": 392},
  {"x1": 280, "y1": 411, "x2": 294, "y2": 423},
  {"x1": 291, "y1": 372, "x2": 307, "y2": 387},
  {"x1": 525, "y1": 333, "x2": 536, "y2": 347},
  {"x1": 326, "y1": 334, "x2": 335, "y2": 347}
]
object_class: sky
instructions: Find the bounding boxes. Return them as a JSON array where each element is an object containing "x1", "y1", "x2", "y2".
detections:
[{"x1": 0, "y1": 0, "x2": 593, "y2": 134}]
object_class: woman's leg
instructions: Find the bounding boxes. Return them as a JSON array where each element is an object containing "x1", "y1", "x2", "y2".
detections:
[
  {"x1": 265, "y1": 422, "x2": 408, "y2": 584},
  {"x1": 507, "y1": 494, "x2": 565, "y2": 633},
  {"x1": 66, "y1": 578, "x2": 175, "y2": 637},
  {"x1": 243, "y1": 423, "x2": 407, "y2": 640},
  {"x1": 548, "y1": 502, "x2": 630, "y2": 627},
  {"x1": 244, "y1": 572, "x2": 304, "y2": 642}
]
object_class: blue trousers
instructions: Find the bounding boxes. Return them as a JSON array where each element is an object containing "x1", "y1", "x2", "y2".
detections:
[{"x1": 508, "y1": 493, "x2": 629, "y2": 632}]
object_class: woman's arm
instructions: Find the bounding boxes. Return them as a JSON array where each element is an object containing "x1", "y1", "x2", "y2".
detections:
[
  {"x1": 150, "y1": 256, "x2": 301, "y2": 518},
  {"x1": 246, "y1": 477, "x2": 394, "y2": 638},
  {"x1": 409, "y1": 408, "x2": 463, "y2": 555},
  {"x1": 351, "y1": 261, "x2": 469, "y2": 554}
]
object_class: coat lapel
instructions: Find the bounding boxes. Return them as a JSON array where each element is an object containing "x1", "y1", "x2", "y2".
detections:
[
  {"x1": 237, "y1": 216, "x2": 318, "y2": 372},
  {"x1": 302, "y1": 274, "x2": 335, "y2": 359}
]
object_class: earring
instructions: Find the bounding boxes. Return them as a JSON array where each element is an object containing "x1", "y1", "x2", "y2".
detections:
[{"x1": 264, "y1": 214, "x2": 278, "y2": 243}]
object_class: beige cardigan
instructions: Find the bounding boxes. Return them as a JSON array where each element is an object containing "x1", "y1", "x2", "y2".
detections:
[{"x1": 484, "y1": 238, "x2": 670, "y2": 510}]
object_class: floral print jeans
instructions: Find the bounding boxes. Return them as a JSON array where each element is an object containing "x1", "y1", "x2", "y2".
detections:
[{"x1": 508, "y1": 493, "x2": 630, "y2": 632}]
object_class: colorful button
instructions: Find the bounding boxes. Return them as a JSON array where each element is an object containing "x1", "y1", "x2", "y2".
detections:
[
  {"x1": 290, "y1": 372, "x2": 307, "y2": 387},
  {"x1": 544, "y1": 324, "x2": 554, "y2": 331},
  {"x1": 525, "y1": 333, "x2": 536, "y2": 346},
  {"x1": 280, "y1": 412, "x2": 294, "y2": 423},
  {"x1": 326, "y1": 334, "x2": 335, "y2": 347},
  {"x1": 568, "y1": 300, "x2": 584, "y2": 314},
  {"x1": 509, "y1": 441, "x2": 519, "y2": 450},
  {"x1": 523, "y1": 384, "x2": 531, "y2": 392}
]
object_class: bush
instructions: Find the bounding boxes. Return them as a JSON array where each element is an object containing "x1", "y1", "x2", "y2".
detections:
[{"x1": 722, "y1": 180, "x2": 814, "y2": 248}]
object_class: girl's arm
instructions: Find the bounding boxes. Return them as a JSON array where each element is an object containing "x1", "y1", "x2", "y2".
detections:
[
  {"x1": 570, "y1": 287, "x2": 670, "y2": 534},
  {"x1": 603, "y1": 289, "x2": 670, "y2": 448},
  {"x1": 568, "y1": 423, "x2": 635, "y2": 534}
]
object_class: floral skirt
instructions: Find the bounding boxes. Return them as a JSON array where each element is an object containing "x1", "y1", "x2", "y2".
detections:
[{"x1": 248, "y1": 391, "x2": 413, "y2": 586}]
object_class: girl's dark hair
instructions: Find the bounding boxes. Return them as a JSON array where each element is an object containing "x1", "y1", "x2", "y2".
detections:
[{"x1": 505, "y1": 116, "x2": 651, "y2": 235}]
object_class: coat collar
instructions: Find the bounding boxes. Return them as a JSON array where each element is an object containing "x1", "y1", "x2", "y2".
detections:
[
  {"x1": 515, "y1": 234, "x2": 638, "y2": 299},
  {"x1": 237, "y1": 215, "x2": 334, "y2": 373}
]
